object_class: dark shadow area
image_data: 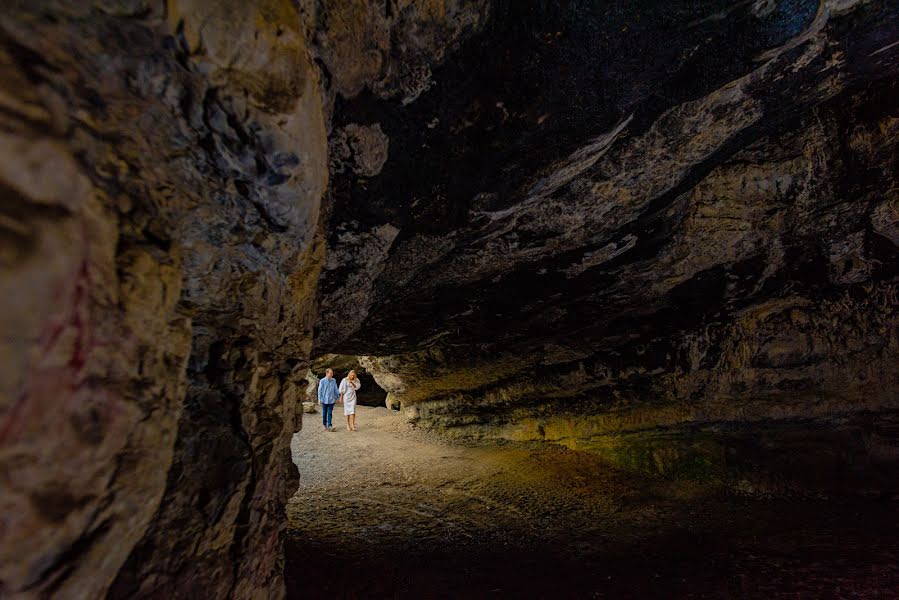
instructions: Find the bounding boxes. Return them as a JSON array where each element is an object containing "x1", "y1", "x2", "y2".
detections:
[{"x1": 286, "y1": 499, "x2": 899, "y2": 598}]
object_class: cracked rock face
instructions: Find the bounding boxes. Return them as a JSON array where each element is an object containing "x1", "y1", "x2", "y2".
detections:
[
  {"x1": 1, "y1": 1, "x2": 328, "y2": 597},
  {"x1": 1, "y1": 1, "x2": 487, "y2": 598},
  {"x1": 317, "y1": 1, "x2": 899, "y2": 491}
]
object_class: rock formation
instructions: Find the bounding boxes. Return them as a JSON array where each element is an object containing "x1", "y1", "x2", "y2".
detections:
[
  {"x1": 317, "y1": 1, "x2": 899, "y2": 492},
  {"x1": 0, "y1": 1, "x2": 330, "y2": 596},
  {"x1": 1, "y1": 1, "x2": 487, "y2": 598},
  {"x1": 0, "y1": 0, "x2": 896, "y2": 598}
]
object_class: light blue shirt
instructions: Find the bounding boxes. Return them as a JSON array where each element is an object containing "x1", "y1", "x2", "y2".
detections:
[{"x1": 317, "y1": 377, "x2": 339, "y2": 404}]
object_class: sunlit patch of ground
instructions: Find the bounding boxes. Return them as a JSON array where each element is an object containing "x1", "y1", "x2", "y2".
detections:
[{"x1": 286, "y1": 407, "x2": 899, "y2": 598}]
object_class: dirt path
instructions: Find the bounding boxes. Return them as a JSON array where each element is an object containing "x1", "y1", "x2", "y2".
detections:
[
  {"x1": 288, "y1": 407, "x2": 652, "y2": 553},
  {"x1": 286, "y1": 407, "x2": 899, "y2": 599}
]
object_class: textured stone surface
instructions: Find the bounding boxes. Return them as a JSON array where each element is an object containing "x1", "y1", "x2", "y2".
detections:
[
  {"x1": 1, "y1": 1, "x2": 487, "y2": 597},
  {"x1": 318, "y1": 1, "x2": 899, "y2": 492},
  {"x1": 1, "y1": 1, "x2": 326, "y2": 598},
  {"x1": 305, "y1": 0, "x2": 491, "y2": 109},
  {"x1": 1, "y1": 0, "x2": 898, "y2": 598}
]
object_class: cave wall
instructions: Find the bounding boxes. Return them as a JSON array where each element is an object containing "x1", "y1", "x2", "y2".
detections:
[
  {"x1": 0, "y1": 2, "x2": 327, "y2": 597},
  {"x1": 0, "y1": 1, "x2": 490, "y2": 598},
  {"x1": 319, "y1": 1, "x2": 899, "y2": 492},
  {"x1": 319, "y1": 1, "x2": 899, "y2": 356},
  {"x1": 0, "y1": 0, "x2": 897, "y2": 597}
]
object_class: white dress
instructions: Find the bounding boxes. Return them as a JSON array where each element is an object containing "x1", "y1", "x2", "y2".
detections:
[{"x1": 339, "y1": 377, "x2": 361, "y2": 415}]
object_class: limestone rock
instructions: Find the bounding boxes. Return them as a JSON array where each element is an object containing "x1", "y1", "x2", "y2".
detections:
[
  {"x1": 304, "y1": 369, "x2": 320, "y2": 403},
  {"x1": 316, "y1": 1, "x2": 899, "y2": 493},
  {"x1": 2, "y1": 0, "x2": 899, "y2": 597},
  {"x1": 0, "y1": 0, "x2": 480, "y2": 596},
  {"x1": 1, "y1": 1, "x2": 328, "y2": 597},
  {"x1": 385, "y1": 392, "x2": 401, "y2": 411},
  {"x1": 306, "y1": 0, "x2": 491, "y2": 107}
]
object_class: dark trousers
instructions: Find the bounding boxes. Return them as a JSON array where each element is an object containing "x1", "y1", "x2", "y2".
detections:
[{"x1": 321, "y1": 402, "x2": 335, "y2": 428}]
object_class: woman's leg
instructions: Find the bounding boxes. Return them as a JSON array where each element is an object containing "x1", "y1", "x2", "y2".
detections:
[
  {"x1": 351, "y1": 414, "x2": 356, "y2": 430},
  {"x1": 346, "y1": 414, "x2": 352, "y2": 431}
]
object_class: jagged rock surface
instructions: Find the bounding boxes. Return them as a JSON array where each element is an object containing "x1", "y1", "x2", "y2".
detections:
[
  {"x1": 319, "y1": 1, "x2": 899, "y2": 491},
  {"x1": 1, "y1": 0, "x2": 898, "y2": 598},
  {"x1": 1, "y1": 1, "x2": 488, "y2": 598},
  {"x1": 0, "y1": 1, "x2": 328, "y2": 598}
]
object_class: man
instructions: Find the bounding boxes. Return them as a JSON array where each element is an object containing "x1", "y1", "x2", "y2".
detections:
[{"x1": 317, "y1": 368, "x2": 339, "y2": 431}]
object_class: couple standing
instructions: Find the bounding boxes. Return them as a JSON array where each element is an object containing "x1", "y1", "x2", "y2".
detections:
[{"x1": 317, "y1": 368, "x2": 362, "y2": 431}]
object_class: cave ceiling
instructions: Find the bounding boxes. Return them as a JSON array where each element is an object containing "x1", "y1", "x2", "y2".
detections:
[{"x1": 313, "y1": 0, "x2": 899, "y2": 360}]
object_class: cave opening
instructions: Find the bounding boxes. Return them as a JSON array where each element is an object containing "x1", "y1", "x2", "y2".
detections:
[{"x1": 306, "y1": 354, "x2": 390, "y2": 409}]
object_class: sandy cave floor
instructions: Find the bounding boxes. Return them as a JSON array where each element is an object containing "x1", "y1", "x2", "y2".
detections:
[{"x1": 286, "y1": 406, "x2": 899, "y2": 599}]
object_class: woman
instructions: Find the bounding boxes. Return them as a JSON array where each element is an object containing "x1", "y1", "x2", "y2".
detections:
[{"x1": 339, "y1": 370, "x2": 362, "y2": 431}]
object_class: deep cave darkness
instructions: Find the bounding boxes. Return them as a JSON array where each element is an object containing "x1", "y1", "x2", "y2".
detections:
[{"x1": 1, "y1": 0, "x2": 898, "y2": 598}]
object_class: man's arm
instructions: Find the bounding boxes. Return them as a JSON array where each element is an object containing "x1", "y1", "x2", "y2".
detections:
[{"x1": 317, "y1": 379, "x2": 325, "y2": 403}]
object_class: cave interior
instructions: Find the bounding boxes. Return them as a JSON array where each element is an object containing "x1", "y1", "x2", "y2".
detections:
[{"x1": 0, "y1": 0, "x2": 898, "y2": 598}]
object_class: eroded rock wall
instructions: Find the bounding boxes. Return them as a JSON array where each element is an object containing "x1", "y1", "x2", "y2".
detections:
[
  {"x1": 320, "y1": 1, "x2": 899, "y2": 493},
  {"x1": 356, "y1": 85, "x2": 899, "y2": 491},
  {"x1": 1, "y1": 1, "x2": 491, "y2": 597},
  {"x1": 0, "y1": 1, "x2": 327, "y2": 597},
  {"x1": 1, "y1": 0, "x2": 898, "y2": 597}
]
